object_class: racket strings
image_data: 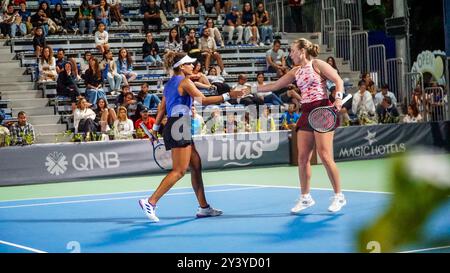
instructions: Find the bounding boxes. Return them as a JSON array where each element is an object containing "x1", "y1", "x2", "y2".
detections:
[{"x1": 309, "y1": 108, "x2": 336, "y2": 132}]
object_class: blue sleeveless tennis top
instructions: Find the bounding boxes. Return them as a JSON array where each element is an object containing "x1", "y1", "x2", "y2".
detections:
[{"x1": 164, "y1": 75, "x2": 192, "y2": 117}]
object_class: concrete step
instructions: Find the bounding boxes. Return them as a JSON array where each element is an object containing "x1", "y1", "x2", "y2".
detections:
[
  {"x1": 35, "y1": 133, "x2": 62, "y2": 144},
  {"x1": 0, "y1": 61, "x2": 21, "y2": 69},
  {"x1": 0, "y1": 55, "x2": 15, "y2": 62},
  {"x1": 9, "y1": 98, "x2": 49, "y2": 108},
  {"x1": 0, "y1": 90, "x2": 42, "y2": 99},
  {"x1": 12, "y1": 106, "x2": 54, "y2": 116},
  {"x1": 0, "y1": 67, "x2": 26, "y2": 76},
  {"x1": 27, "y1": 115, "x2": 60, "y2": 125},
  {"x1": 0, "y1": 75, "x2": 32, "y2": 82},
  {"x1": 34, "y1": 124, "x2": 67, "y2": 134},
  {"x1": 0, "y1": 82, "x2": 35, "y2": 91}
]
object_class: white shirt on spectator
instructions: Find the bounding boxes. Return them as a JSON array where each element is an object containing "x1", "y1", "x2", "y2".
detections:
[
  {"x1": 352, "y1": 90, "x2": 376, "y2": 115},
  {"x1": 374, "y1": 90, "x2": 397, "y2": 106},
  {"x1": 403, "y1": 114, "x2": 423, "y2": 123},
  {"x1": 95, "y1": 30, "x2": 109, "y2": 45},
  {"x1": 113, "y1": 119, "x2": 134, "y2": 139},
  {"x1": 73, "y1": 108, "x2": 96, "y2": 134}
]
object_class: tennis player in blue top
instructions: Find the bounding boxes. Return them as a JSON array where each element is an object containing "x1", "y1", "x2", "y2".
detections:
[{"x1": 139, "y1": 52, "x2": 244, "y2": 222}]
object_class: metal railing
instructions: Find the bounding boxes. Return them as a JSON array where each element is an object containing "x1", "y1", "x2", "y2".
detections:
[
  {"x1": 368, "y1": 45, "x2": 387, "y2": 88},
  {"x1": 335, "y1": 19, "x2": 352, "y2": 63},
  {"x1": 321, "y1": 0, "x2": 363, "y2": 30},
  {"x1": 321, "y1": 7, "x2": 336, "y2": 51},
  {"x1": 446, "y1": 57, "x2": 450, "y2": 120},
  {"x1": 351, "y1": 31, "x2": 368, "y2": 73},
  {"x1": 386, "y1": 58, "x2": 405, "y2": 105},
  {"x1": 424, "y1": 87, "x2": 447, "y2": 122}
]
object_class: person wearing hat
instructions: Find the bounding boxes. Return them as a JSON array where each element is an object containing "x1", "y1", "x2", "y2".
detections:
[
  {"x1": 138, "y1": 52, "x2": 244, "y2": 222},
  {"x1": 134, "y1": 105, "x2": 156, "y2": 139},
  {"x1": 223, "y1": 5, "x2": 243, "y2": 45}
]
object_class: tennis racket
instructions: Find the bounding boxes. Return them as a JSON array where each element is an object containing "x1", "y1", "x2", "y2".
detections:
[
  {"x1": 140, "y1": 123, "x2": 172, "y2": 170},
  {"x1": 308, "y1": 94, "x2": 352, "y2": 133}
]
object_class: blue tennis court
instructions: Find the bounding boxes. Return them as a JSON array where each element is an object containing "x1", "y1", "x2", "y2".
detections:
[{"x1": 1, "y1": 184, "x2": 449, "y2": 253}]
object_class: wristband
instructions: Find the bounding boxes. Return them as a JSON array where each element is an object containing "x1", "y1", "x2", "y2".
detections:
[
  {"x1": 152, "y1": 124, "x2": 160, "y2": 131},
  {"x1": 222, "y1": 92, "x2": 231, "y2": 101},
  {"x1": 336, "y1": 92, "x2": 344, "y2": 100}
]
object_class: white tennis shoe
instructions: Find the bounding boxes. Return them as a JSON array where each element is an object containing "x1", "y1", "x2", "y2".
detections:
[
  {"x1": 291, "y1": 194, "x2": 316, "y2": 214},
  {"x1": 196, "y1": 205, "x2": 223, "y2": 218},
  {"x1": 328, "y1": 193, "x2": 347, "y2": 212},
  {"x1": 139, "y1": 199, "x2": 159, "y2": 222}
]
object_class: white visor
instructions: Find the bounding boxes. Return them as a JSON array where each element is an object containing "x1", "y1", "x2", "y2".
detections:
[{"x1": 173, "y1": 55, "x2": 197, "y2": 68}]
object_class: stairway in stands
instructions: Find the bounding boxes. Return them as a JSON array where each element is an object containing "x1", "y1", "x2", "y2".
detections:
[
  {"x1": 0, "y1": 41, "x2": 65, "y2": 143},
  {"x1": 284, "y1": 32, "x2": 361, "y2": 91}
]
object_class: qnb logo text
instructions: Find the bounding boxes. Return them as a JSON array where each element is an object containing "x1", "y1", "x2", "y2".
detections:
[{"x1": 46, "y1": 152, "x2": 121, "y2": 175}]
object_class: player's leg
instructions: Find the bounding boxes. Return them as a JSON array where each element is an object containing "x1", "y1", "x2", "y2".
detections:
[{"x1": 314, "y1": 131, "x2": 346, "y2": 212}]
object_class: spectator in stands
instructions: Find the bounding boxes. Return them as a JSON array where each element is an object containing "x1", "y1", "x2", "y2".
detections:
[
  {"x1": 143, "y1": 0, "x2": 162, "y2": 34},
  {"x1": 242, "y1": 111, "x2": 256, "y2": 132},
  {"x1": 403, "y1": 103, "x2": 423, "y2": 123},
  {"x1": 9, "y1": 111, "x2": 35, "y2": 146},
  {"x1": 121, "y1": 91, "x2": 139, "y2": 122},
  {"x1": 74, "y1": 97, "x2": 98, "y2": 136},
  {"x1": 78, "y1": 51, "x2": 92, "y2": 76},
  {"x1": 18, "y1": 2, "x2": 32, "y2": 35},
  {"x1": 160, "y1": 0, "x2": 173, "y2": 16},
  {"x1": 326, "y1": 56, "x2": 339, "y2": 73},
  {"x1": 255, "y1": 72, "x2": 283, "y2": 105},
  {"x1": 205, "y1": 106, "x2": 224, "y2": 134},
  {"x1": 224, "y1": 112, "x2": 238, "y2": 133},
  {"x1": 94, "y1": 22, "x2": 109, "y2": 54},
  {"x1": 55, "y1": 49, "x2": 80, "y2": 78},
  {"x1": 191, "y1": 106, "x2": 206, "y2": 135},
  {"x1": 38, "y1": 45, "x2": 57, "y2": 82},
  {"x1": 30, "y1": 8, "x2": 49, "y2": 36},
  {"x1": 0, "y1": 112, "x2": 10, "y2": 147},
  {"x1": 411, "y1": 85, "x2": 424, "y2": 111},
  {"x1": 32, "y1": 26, "x2": 46, "y2": 58},
  {"x1": 188, "y1": 61, "x2": 217, "y2": 94},
  {"x1": 175, "y1": 0, "x2": 187, "y2": 15},
  {"x1": 114, "y1": 106, "x2": 134, "y2": 140},
  {"x1": 117, "y1": 48, "x2": 137, "y2": 86},
  {"x1": 288, "y1": 0, "x2": 304, "y2": 32},
  {"x1": 280, "y1": 103, "x2": 300, "y2": 130},
  {"x1": 207, "y1": 66, "x2": 231, "y2": 95},
  {"x1": 352, "y1": 79, "x2": 377, "y2": 124},
  {"x1": 200, "y1": 28, "x2": 227, "y2": 75},
  {"x1": 361, "y1": 72, "x2": 377, "y2": 98},
  {"x1": 223, "y1": 6, "x2": 243, "y2": 45},
  {"x1": 56, "y1": 61, "x2": 80, "y2": 113},
  {"x1": 142, "y1": 32, "x2": 162, "y2": 66},
  {"x1": 109, "y1": 0, "x2": 124, "y2": 26},
  {"x1": 7, "y1": 4, "x2": 27, "y2": 38},
  {"x1": 77, "y1": 0, "x2": 95, "y2": 35},
  {"x1": 203, "y1": 18, "x2": 224, "y2": 47},
  {"x1": 374, "y1": 83, "x2": 397, "y2": 107},
  {"x1": 39, "y1": 1, "x2": 52, "y2": 19},
  {"x1": 176, "y1": 15, "x2": 189, "y2": 41},
  {"x1": 255, "y1": 2, "x2": 273, "y2": 45},
  {"x1": 231, "y1": 74, "x2": 264, "y2": 106},
  {"x1": 376, "y1": 96, "x2": 399, "y2": 124},
  {"x1": 85, "y1": 57, "x2": 107, "y2": 104},
  {"x1": 101, "y1": 49, "x2": 122, "y2": 93},
  {"x1": 241, "y1": 2, "x2": 259, "y2": 46},
  {"x1": 115, "y1": 84, "x2": 131, "y2": 107},
  {"x1": 214, "y1": 0, "x2": 232, "y2": 21},
  {"x1": 95, "y1": 0, "x2": 110, "y2": 27},
  {"x1": 134, "y1": 105, "x2": 156, "y2": 139},
  {"x1": 183, "y1": 28, "x2": 201, "y2": 59},
  {"x1": 137, "y1": 82, "x2": 161, "y2": 109},
  {"x1": 51, "y1": 3, "x2": 68, "y2": 34},
  {"x1": 164, "y1": 27, "x2": 183, "y2": 54},
  {"x1": 257, "y1": 107, "x2": 276, "y2": 132},
  {"x1": 94, "y1": 97, "x2": 116, "y2": 132},
  {"x1": 266, "y1": 39, "x2": 288, "y2": 77}
]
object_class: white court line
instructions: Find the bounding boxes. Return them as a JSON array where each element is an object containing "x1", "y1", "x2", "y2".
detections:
[
  {"x1": 226, "y1": 183, "x2": 393, "y2": 195},
  {"x1": 0, "y1": 186, "x2": 268, "y2": 209},
  {"x1": 0, "y1": 184, "x2": 231, "y2": 203},
  {"x1": 0, "y1": 240, "x2": 47, "y2": 253},
  {"x1": 399, "y1": 245, "x2": 450, "y2": 253}
]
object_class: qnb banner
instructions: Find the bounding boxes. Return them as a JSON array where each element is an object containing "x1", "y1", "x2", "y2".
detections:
[
  {"x1": 333, "y1": 122, "x2": 448, "y2": 162},
  {"x1": 0, "y1": 131, "x2": 290, "y2": 186}
]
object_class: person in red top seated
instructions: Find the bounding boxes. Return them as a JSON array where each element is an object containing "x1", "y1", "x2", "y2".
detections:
[{"x1": 134, "y1": 105, "x2": 156, "y2": 139}]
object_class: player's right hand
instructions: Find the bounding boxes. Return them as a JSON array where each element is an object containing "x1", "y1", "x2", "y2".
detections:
[{"x1": 230, "y1": 90, "x2": 245, "y2": 99}]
